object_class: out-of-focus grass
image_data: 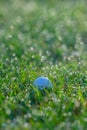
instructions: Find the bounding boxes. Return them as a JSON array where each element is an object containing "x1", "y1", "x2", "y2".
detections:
[{"x1": 0, "y1": 0, "x2": 87, "y2": 130}]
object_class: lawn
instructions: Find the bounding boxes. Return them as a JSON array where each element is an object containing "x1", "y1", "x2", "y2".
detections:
[{"x1": 0, "y1": 0, "x2": 87, "y2": 130}]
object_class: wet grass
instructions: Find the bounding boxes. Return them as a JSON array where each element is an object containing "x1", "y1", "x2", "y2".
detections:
[{"x1": 0, "y1": 0, "x2": 87, "y2": 130}]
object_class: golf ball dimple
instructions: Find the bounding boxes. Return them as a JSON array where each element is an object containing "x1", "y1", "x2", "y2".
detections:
[{"x1": 33, "y1": 76, "x2": 52, "y2": 90}]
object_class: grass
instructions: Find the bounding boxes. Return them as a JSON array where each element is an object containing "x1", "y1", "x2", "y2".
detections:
[{"x1": 0, "y1": 0, "x2": 87, "y2": 130}]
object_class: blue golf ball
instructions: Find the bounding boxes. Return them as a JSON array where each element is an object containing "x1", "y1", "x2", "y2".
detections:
[{"x1": 33, "y1": 76, "x2": 52, "y2": 90}]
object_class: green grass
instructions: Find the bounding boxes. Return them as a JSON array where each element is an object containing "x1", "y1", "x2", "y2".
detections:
[{"x1": 0, "y1": 0, "x2": 87, "y2": 130}]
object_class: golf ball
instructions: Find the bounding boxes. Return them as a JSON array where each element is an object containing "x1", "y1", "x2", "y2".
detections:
[{"x1": 33, "y1": 76, "x2": 52, "y2": 90}]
